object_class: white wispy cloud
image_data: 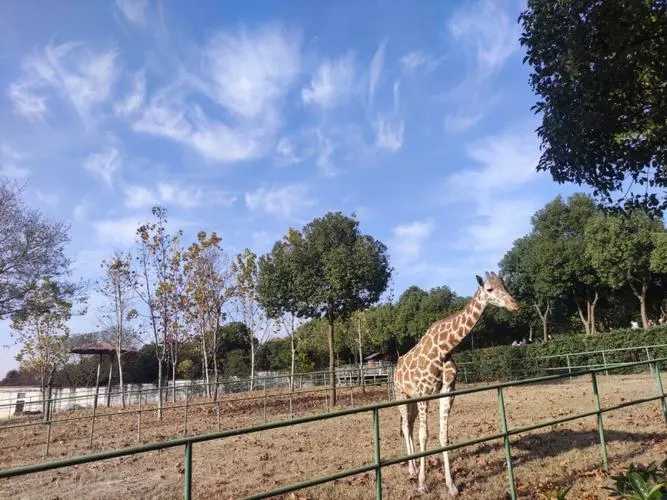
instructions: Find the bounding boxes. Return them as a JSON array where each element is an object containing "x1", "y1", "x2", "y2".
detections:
[
  {"x1": 123, "y1": 181, "x2": 236, "y2": 209},
  {"x1": 9, "y1": 42, "x2": 118, "y2": 123},
  {"x1": 33, "y1": 189, "x2": 59, "y2": 206},
  {"x1": 132, "y1": 25, "x2": 300, "y2": 163},
  {"x1": 275, "y1": 137, "x2": 302, "y2": 166},
  {"x1": 443, "y1": 0, "x2": 520, "y2": 132},
  {"x1": 204, "y1": 25, "x2": 300, "y2": 119},
  {"x1": 133, "y1": 90, "x2": 266, "y2": 163},
  {"x1": 114, "y1": 71, "x2": 145, "y2": 117},
  {"x1": 368, "y1": 40, "x2": 387, "y2": 107},
  {"x1": 93, "y1": 216, "x2": 143, "y2": 245},
  {"x1": 448, "y1": 0, "x2": 519, "y2": 77},
  {"x1": 374, "y1": 117, "x2": 404, "y2": 152},
  {"x1": 83, "y1": 148, "x2": 121, "y2": 187},
  {"x1": 0, "y1": 145, "x2": 29, "y2": 178},
  {"x1": 115, "y1": 0, "x2": 148, "y2": 25},
  {"x1": 302, "y1": 53, "x2": 355, "y2": 108},
  {"x1": 7, "y1": 82, "x2": 48, "y2": 121},
  {"x1": 245, "y1": 184, "x2": 315, "y2": 218},
  {"x1": 400, "y1": 50, "x2": 440, "y2": 74},
  {"x1": 444, "y1": 128, "x2": 541, "y2": 257},
  {"x1": 391, "y1": 220, "x2": 434, "y2": 264}
]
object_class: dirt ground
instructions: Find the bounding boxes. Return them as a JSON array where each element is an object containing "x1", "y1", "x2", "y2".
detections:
[{"x1": 1, "y1": 374, "x2": 666, "y2": 499}]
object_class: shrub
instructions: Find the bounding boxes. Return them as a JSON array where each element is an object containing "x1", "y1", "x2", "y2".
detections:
[{"x1": 454, "y1": 326, "x2": 667, "y2": 383}]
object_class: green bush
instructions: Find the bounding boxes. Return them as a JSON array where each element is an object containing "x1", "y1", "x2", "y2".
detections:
[{"x1": 454, "y1": 326, "x2": 667, "y2": 383}]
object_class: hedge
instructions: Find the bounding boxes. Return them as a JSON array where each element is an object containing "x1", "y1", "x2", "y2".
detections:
[{"x1": 453, "y1": 326, "x2": 667, "y2": 383}]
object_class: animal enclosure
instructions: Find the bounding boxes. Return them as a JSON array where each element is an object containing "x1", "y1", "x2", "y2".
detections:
[{"x1": 1, "y1": 359, "x2": 665, "y2": 499}]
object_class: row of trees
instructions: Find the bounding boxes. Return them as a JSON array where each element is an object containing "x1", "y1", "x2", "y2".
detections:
[{"x1": 501, "y1": 194, "x2": 666, "y2": 341}]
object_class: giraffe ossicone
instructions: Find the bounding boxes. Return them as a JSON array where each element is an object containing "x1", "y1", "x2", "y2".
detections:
[{"x1": 393, "y1": 271, "x2": 519, "y2": 495}]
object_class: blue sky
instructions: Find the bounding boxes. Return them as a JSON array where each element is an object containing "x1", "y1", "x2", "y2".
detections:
[{"x1": 0, "y1": 0, "x2": 581, "y2": 377}]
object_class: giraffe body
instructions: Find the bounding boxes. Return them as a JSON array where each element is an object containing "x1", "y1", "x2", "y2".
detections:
[{"x1": 393, "y1": 272, "x2": 519, "y2": 495}]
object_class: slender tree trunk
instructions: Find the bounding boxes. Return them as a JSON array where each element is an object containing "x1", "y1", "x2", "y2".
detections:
[
  {"x1": 116, "y1": 349, "x2": 125, "y2": 409},
  {"x1": 357, "y1": 315, "x2": 364, "y2": 393},
  {"x1": 328, "y1": 316, "x2": 336, "y2": 406},
  {"x1": 157, "y1": 359, "x2": 163, "y2": 420},
  {"x1": 575, "y1": 299, "x2": 591, "y2": 335},
  {"x1": 533, "y1": 303, "x2": 550, "y2": 342},
  {"x1": 250, "y1": 340, "x2": 255, "y2": 391},
  {"x1": 201, "y1": 326, "x2": 210, "y2": 397},
  {"x1": 212, "y1": 321, "x2": 219, "y2": 401},
  {"x1": 590, "y1": 291, "x2": 599, "y2": 335},
  {"x1": 290, "y1": 333, "x2": 296, "y2": 393},
  {"x1": 629, "y1": 280, "x2": 650, "y2": 330},
  {"x1": 106, "y1": 361, "x2": 113, "y2": 407}
]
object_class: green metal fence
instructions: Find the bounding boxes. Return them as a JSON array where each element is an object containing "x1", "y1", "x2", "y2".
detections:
[{"x1": 1, "y1": 358, "x2": 665, "y2": 499}]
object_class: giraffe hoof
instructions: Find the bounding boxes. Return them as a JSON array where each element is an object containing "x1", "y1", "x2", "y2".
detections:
[
  {"x1": 417, "y1": 484, "x2": 429, "y2": 494},
  {"x1": 447, "y1": 485, "x2": 459, "y2": 497}
]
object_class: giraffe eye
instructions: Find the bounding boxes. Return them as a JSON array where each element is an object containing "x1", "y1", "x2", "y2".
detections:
[{"x1": 486, "y1": 288, "x2": 493, "y2": 292}]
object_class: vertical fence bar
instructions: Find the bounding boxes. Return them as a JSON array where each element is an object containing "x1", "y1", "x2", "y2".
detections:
[
  {"x1": 372, "y1": 408, "x2": 382, "y2": 500},
  {"x1": 497, "y1": 387, "x2": 517, "y2": 500},
  {"x1": 216, "y1": 400, "x2": 222, "y2": 431},
  {"x1": 652, "y1": 361, "x2": 667, "y2": 424},
  {"x1": 566, "y1": 355, "x2": 572, "y2": 378},
  {"x1": 601, "y1": 351, "x2": 608, "y2": 376},
  {"x1": 591, "y1": 372, "x2": 609, "y2": 470},
  {"x1": 646, "y1": 348, "x2": 654, "y2": 376},
  {"x1": 183, "y1": 441, "x2": 192, "y2": 500}
]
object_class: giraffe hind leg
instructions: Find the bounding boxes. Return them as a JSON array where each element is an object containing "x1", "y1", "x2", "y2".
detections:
[{"x1": 399, "y1": 403, "x2": 417, "y2": 478}]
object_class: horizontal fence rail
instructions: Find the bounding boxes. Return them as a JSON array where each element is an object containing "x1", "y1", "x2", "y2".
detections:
[{"x1": 1, "y1": 358, "x2": 665, "y2": 500}]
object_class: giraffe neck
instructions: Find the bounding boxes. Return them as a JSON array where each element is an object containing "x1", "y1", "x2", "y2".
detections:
[{"x1": 439, "y1": 287, "x2": 488, "y2": 354}]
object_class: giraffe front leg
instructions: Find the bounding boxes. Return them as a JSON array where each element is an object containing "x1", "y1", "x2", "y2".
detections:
[
  {"x1": 417, "y1": 401, "x2": 429, "y2": 493},
  {"x1": 399, "y1": 404, "x2": 417, "y2": 478},
  {"x1": 439, "y1": 386, "x2": 458, "y2": 496}
]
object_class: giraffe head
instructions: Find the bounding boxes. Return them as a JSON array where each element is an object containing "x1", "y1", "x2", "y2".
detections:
[{"x1": 475, "y1": 272, "x2": 519, "y2": 312}]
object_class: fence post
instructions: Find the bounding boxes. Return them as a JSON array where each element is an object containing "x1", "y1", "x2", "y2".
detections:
[
  {"x1": 183, "y1": 441, "x2": 192, "y2": 500},
  {"x1": 183, "y1": 385, "x2": 190, "y2": 437},
  {"x1": 601, "y1": 351, "x2": 609, "y2": 376},
  {"x1": 463, "y1": 365, "x2": 468, "y2": 384},
  {"x1": 44, "y1": 421, "x2": 52, "y2": 458},
  {"x1": 646, "y1": 348, "x2": 654, "y2": 376},
  {"x1": 566, "y1": 355, "x2": 572, "y2": 378},
  {"x1": 652, "y1": 361, "x2": 667, "y2": 424},
  {"x1": 89, "y1": 398, "x2": 98, "y2": 448},
  {"x1": 497, "y1": 387, "x2": 517, "y2": 500},
  {"x1": 263, "y1": 380, "x2": 267, "y2": 422},
  {"x1": 372, "y1": 408, "x2": 383, "y2": 500},
  {"x1": 137, "y1": 392, "x2": 142, "y2": 442},
  {"x1": 591, "y1": 372, "x2": 609, "y2": 470}
]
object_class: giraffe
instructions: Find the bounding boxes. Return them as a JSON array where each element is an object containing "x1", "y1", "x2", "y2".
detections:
[{"x1": 393, "y1": 272, "x2": 519, "y2": 495}]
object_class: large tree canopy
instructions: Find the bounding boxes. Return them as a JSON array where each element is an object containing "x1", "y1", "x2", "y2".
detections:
[
  {"x1": 520, "y1": 0, "x2": 667, "y2": 214},
  {"x1": 292, "y1": 212, "x2": 391, "y2": 404},
  {"x1": 0, "y1": 181, "x2": 74, "y2": 318}
]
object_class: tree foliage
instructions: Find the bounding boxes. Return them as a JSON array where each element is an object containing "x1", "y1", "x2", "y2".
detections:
[
  {"x1": 520, "y1": 0, "x2": 667, "y2": 214},
  {"x1": 0, "y1": 181, "x2": 75, "y2": 319}
]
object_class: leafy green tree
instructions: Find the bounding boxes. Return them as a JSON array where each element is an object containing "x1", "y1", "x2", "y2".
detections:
[
  {"x1": 0, "y1": 180, "x2": 77, "y2": 319},
  {"x1": 136, "y1": 206, "x2": 184, "y2": 408},
  {"x1": 585, "y1": 210, "x2": 666, "y2": 329},
  {"x1": 98, "y1": 251, "x2": 137, "y2": 408},
  {"x1": 231, "y1": 249, "x2": 268, "y2": 390},
  {"x1": 520, "y1": 0, "x2": 667, "y2": 215},
  {"x1": 292, "y1": 212, "x2": 391, "y2": 404},
  {"x1": 532, "y1": 195, "x2": 602, "y2": 334},
  {"x1": 257, "y1": 229, "x2": 305, "y2": 391},
  {"x1": 10, "y1": 279, "x2": 72, "y2": 420}
]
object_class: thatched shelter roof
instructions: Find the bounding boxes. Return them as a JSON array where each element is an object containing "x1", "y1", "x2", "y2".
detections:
[{"x1": 70, "y1": 341, "x2": 132, "y2": 355}]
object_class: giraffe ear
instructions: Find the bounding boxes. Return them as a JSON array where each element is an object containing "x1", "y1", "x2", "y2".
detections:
[{"x1": 476, "y1": 274, "x2": 484, "y2": 286}]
